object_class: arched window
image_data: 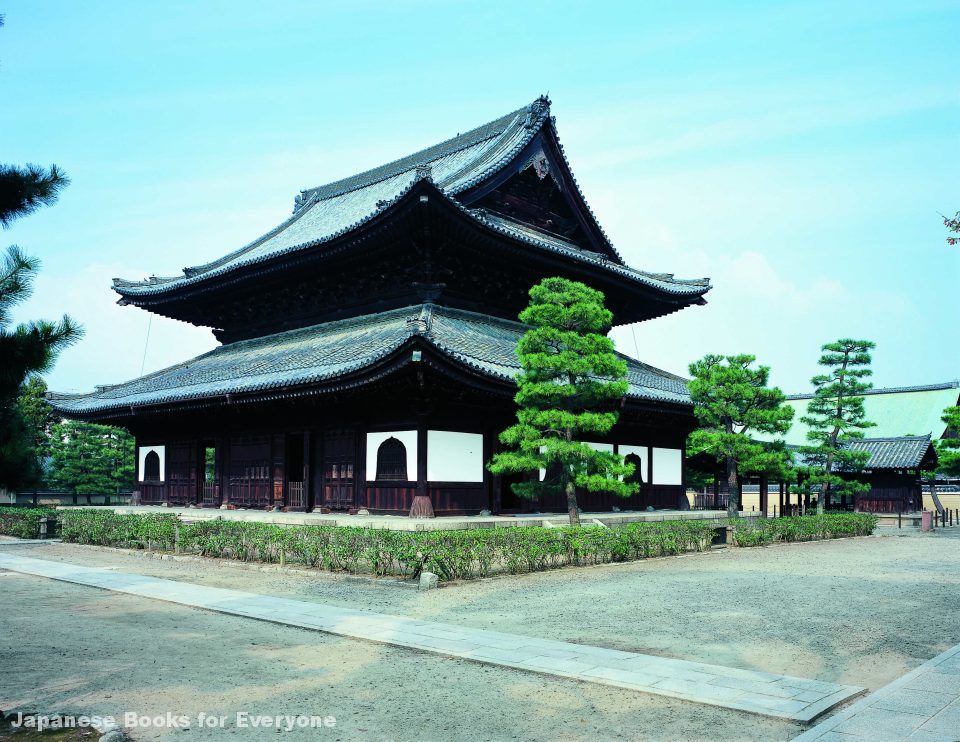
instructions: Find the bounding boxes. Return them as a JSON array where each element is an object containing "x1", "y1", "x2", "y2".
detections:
[
  {"x1": 143, "y1": 451, "x2": 161, "y2": 482},
  {"x1": 376, "y1": 437, "x2": 408, "y2": 481},
  {"x1": 624, "y1": 453, "x2": 644, "y2": 485}
]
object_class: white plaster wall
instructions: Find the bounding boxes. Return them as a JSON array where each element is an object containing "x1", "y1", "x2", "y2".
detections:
[
  {"x1": 138, "y1": 445, "x2": 166, "y2": 482},
  {"x1": 585, "y1": 442, "x2": 614, "y2": 453},
  {"x1": 366, "y1": 430, "x2": 417, "y2": 482},
  {"x1": 541, "y1": 442, "x2": 613, "y2": 481},
  {"x1": 652, "y1": 447, "x2": 683, "y2": 485},
  {"x1": 618, "y1": 445, "x2": 649, "y2": 481},
  {"x1": 428, "y1": 430, "x2": 484, "y2": 482}
]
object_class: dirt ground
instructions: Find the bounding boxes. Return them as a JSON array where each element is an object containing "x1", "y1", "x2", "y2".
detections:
[{"x1": 1, "y1": 529, "x2": 959, "y2": 741}]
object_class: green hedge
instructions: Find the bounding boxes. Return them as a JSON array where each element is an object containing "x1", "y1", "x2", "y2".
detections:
[
  {"x1": 58, "y1": 511, "x2": 716, "y2": 581},
  {"x1": 727, "y1": 513, "x2": 878, "y2": 547},
  {"x1": 0, "y1": 507, "x2": 57, "y2": 539},
  {"x1": 56, "y1": 511, "x2": 878, "y2": 581}
]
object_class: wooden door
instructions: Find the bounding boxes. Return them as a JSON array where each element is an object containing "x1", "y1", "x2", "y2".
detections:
[
  {"x1": 322, "y1": 431, "x2": 355, "y2": 510},
  {"x1": 166, "y1": 441, "x2": 198, "y2": 506}
]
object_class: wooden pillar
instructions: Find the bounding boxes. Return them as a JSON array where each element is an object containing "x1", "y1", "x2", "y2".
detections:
[
  {"x1": 302, "y1": 431, "x2": 311, "y2": 511},
  {"x1": 759, "y1": 473, "x2": 769, "y2": 518},
  {"x1": 271, "y1": 434, "x2": 285, "y2": 511},
  {"x1": 483, "y1": 430, "x2": 495, "y2": 513},
  {"x1": 217, "y1": 437, "x2": 228, "y2": 508},
  {"x1": 713, "y1": 474, "x2": 720, "y2": 510},
  {"x1": 779, "y1": 481, "x2": 785, "y2": 516},
  {"x1": 355, "y1": 428, "x2": 366, "y2": 510},
  {"x1": 409, "y1": 425, "x2": 434, "y2": 518}
]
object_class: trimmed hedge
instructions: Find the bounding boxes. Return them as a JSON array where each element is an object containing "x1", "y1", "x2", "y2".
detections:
[
  {"x1": 58, "y1": 511, "x2": 716, "y2": 581},
  {"x1": 0, "y1": 506, "x2": 57, "y2": 539},
  {"x1": 56, "y1": 511, "x2": 878, "y2": 581},
  {"x1": 727, "y1": 513, "x2": 878, "y2": 547}
]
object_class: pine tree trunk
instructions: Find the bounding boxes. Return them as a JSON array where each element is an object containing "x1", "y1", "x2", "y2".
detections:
[
  {"x1": 566, "y1": 479, "x2": 580, "y2": 527},
  {"x1": 726, "y1": 456, "x2": 739, "y2": 519},
  {"x1": 564, "y1": 420, "x2": 580, "y2": 527}
]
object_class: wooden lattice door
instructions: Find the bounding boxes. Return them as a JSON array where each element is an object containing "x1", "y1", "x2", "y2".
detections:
[
  {"x1": 322, "y1": 431, "x2": 355, "y2": 510},
  {"x1": 166, "y1": 442, "x2": 198, "y2": 506}
]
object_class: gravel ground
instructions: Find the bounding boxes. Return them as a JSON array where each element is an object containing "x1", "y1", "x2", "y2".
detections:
[{"x1": 1, "y1": 529, "x2": 958, "y2": 741}]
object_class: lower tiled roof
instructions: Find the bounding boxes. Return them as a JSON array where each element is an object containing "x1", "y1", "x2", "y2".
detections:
[
  {"x1": 790, "y1": 435, "x2": 936, "y2": 471},
  {"x1": 48, "y1": 305, "x2": 692, "y2": 416}
]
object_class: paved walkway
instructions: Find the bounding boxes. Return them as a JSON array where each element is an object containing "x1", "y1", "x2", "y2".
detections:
[
  {"x1": 0, "y1": 552, "x2": 860, "y2": 722},
  {"x1": 794, "y1": 644, "x2": 960, "y2": 741}
]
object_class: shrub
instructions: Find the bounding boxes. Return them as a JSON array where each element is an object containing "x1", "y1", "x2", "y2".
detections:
[
  {"x1": 728, "y1": 512, "x2": 878, "y2": 546},
  {"x1": 59, "y1": 510, "x2": 177, "y2": 549},
  {"x1": 0, "y1": 506, "x2": 56, "y2": 539},
  {"x1": 57, "y1": 514, "x2": 717, "y2": 581},
  {"x1": 54, "y1": 511, "x2": 878, "y2": 580}
]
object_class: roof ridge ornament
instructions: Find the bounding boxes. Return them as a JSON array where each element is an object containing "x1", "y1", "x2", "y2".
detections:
[
  {"x1": 406, "y1": 303, "x2": 435, "y2": 335},
  {"x1": 525, "y1": 95, "x2": 551, "y2": 129},
  {"x1": 414, "y1": 163, "x2": 433, "y2": 182}
]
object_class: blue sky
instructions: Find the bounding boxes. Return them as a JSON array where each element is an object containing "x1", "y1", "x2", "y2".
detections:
[{"x1": 3, "y1": 0, "x2": 958, "y2": 395}]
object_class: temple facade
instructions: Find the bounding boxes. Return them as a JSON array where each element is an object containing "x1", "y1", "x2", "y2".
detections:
[{"x1": 48, "y1": 97, "x2": 711, "y2": 516}]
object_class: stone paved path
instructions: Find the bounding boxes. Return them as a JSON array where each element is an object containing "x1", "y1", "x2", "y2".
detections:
[
  {"x1": 0, "y1": 552, "x2": 862, "y2": 722},
  {"x1": 793, "y1": 643, "x2": 960, "y2": 741}
]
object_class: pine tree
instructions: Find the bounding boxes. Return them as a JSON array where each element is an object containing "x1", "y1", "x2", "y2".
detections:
[
  {"x1": 488, "y1": 277, "x2": 636, "y2": 526},
  {"x1": 0, "y1": 16, "x2": 82, "y2": 490},
  {"x1": 16, "y1": 376, "x2": 55, "y2": 479},
  {"x1": 944, "y1": 211, "x2": 959, "y2": 247},
  {"x1": 46, "y1": 421, "x2": 135, "y2": 495},
  {"x1": 687, "y1": 354, "x2": 794, "y2": 518},
  {"x1": 799, "y1": 339, "x2": 876, "y2": 514},
  {"x1": 934, "y1": 406, "x2": 960, "y2": 477}
]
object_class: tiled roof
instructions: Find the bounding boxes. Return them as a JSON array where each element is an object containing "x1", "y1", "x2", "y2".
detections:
[
  {"x1": 47, "y1": 305, "x2": 692, "y2": 416},
  {"x1": 474, "y1": 211, "x2": 711, "y2": 297},
  {"x1": 787, "y1": 382, "x2": 959, "y2": 400},
  {"x1": 846, "y1": 436, "x2": 936, "y2": 470},
  {"x1": 112, "y1": 97, "x2": 710, "y2": 302},
  {"x1": 790, "y1": 435, "x2": 936, "y2": 471},
  {"x1": 773, "y1": 383, "x2": 960, "y2": 444}
]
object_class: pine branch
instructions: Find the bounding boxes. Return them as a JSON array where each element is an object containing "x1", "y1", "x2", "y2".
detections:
[{"x1": 0, "y1": 163, "x2": 71, "y2": 227}]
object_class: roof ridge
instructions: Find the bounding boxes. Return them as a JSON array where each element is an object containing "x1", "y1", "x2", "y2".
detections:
[
  {"x1": 787, "y1": 381, "x2": 959, "y2": 399},
  {"x1": 299, "y1": 104, "x2": 530, "y2": 204}
]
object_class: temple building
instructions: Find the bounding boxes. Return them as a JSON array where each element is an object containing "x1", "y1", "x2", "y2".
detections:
[{"x1": 48, "y1": 96, "x2": 711, "y2": 516}]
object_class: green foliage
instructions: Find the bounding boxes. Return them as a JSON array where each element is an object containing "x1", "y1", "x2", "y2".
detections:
[
  {"x1": 727, "y1": 512, "x2": 878, "y2": 546},
  {"x1": 0, "y1": 141, "x2": 81, "y2": 490},
  {"x1": 0, "y1": 163, "x2": 70, "y2": 227},
  {"x1": 944, "y1": 210, "x2": 959, "y2": 247},
  {"x1": 934, "y1": 406, "x2": 960, "y2": 478},
  {"x1": 798, "y1": 339, "x2": 876, "y2": 512},
  {"x1": 687, "y1": 354, "x2": 793, "y2": 517},
  {"x1": 0, "y1": 403, "x2": 43, "y2": 490},
  {"x1": 16, "y1": 376, "x2": 54, "y2": 470},
  {"x1": 488, "y1": 277, "x2": 636, "y2": 525},
  {"x1": 46, "y1": 421, "x2": 135, "y2": 494},
  {"x1": 59, "y1": 509, "x2": 177, "y2": 547},
  {"x1": 55, "y1": 511, "x2": 880, "y2": 581},
  {"x1": 58, "y1": 512, "x2": 718, "y2": 581},
  {"x1": 0, "y1": 506, "x2": 56, "y2": 538}
]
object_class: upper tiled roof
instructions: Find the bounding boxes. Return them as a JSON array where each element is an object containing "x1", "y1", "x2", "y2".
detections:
[
  {"x1": 112, "y1": 97, "x2": 710, "y2": 302},
  {"x1": 48, "y1": 305, "x2": 692, "y2": 417},
  {"x1": 774, "y1": 382, "x2": 960, "y2": 444}
]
